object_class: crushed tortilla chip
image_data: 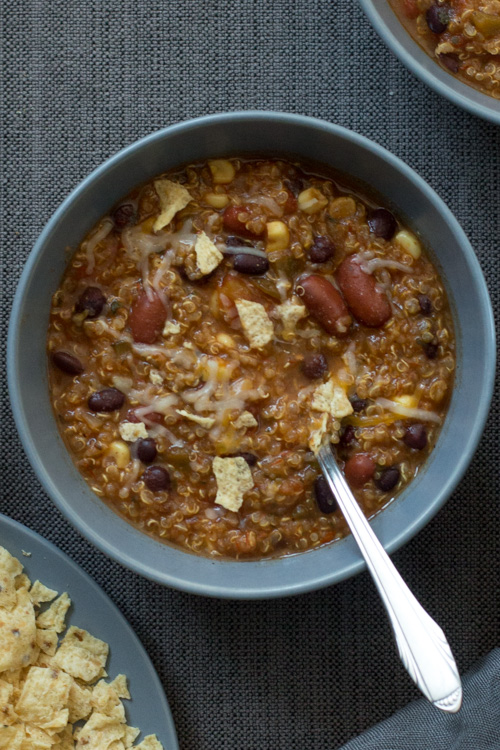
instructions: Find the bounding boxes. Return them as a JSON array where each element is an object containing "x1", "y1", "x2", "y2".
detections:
[
  {"x1": 235, "y1": 299, "x2": 274, "y2": 349},
  {"x1": 312, "y1": 378, "x2": 353, "y2": 420},
  {"x1": 30, "y1": 580, "x2": 58, "y2": 606},
  {"x1": 309, "y1": 413, "x2": 329, "y2": 454},
  {"x1": 233, "y1": 411, "x2": 258, "y2": 430},
  {"x1": 0, "y1": 589, "x2": 38, "y2": 672},
  {"x1": 153, "y1": 179, "x2": 191, "y2": 232},
  {"x1": 36, "y1": 592, "x2": 71, "y2": 633},
  {"x1": 52, "y1": 627, "x2": 108, "y2": 683},
  {"x1": 212, "y1": 456, "x2": 254, "y2": 512},
  {"x1": 119, "y1": 422, "x2": 148, "y2": 442},
  {"x1": 135, "y1": 737, "x2": 164, "y2": 750},
  {"x1": 194, "y1": 231, "x2": 223, "y2": 275},
  {"x1": 0, "y1": 546, "x2": 164, "y2": 749},
  {"x1": 276, "y1": 299, "x2": 307, "y2": 336}
]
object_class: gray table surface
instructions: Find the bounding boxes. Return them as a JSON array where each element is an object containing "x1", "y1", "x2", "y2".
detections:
[{"x1": 1, "y1": 1, "x2": 499, "y2": 748}]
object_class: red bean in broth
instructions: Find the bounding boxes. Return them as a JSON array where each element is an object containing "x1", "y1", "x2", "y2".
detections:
[
  {"x1": 297, "y1": 274, "x2": 352, "y2": 337},
  {"x1": 129, "y1": 290, "x2": 167, "y2": 344},
  {"x1": 223, "y1": 205, "x2": 264, "y2": 238},
  {"x1": 344, "y1": 454, "x2": 376, "y2": 488},
  {"x1": 52, "y1": 351, "x2": 84, "y2": 376},
  {"x1": 337, "y1": 256, "x2": 391, "y2": 328}
]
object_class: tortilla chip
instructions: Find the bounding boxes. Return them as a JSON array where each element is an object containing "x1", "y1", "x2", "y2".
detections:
[
  {"x1": 135, "y1": 736, "x2": 164, "y2": 750},
  {"x1": 53, "y1": 725, "x2": 75, "y2": 750},
  {"x1": 74, "y1": 712, "x2": 126, "y2": 749},
  {"x1": 309, "y1": 413, "x2": 329, "y2": 454},
  {"x1": 194, "y1": 232, "x2": 223, "y2": 275},
  {"x1": 0, "y1": 725, "x2": 24, "y2": 749},
  {"x1": 21, "y1": 724, "x2": 57, "y2": 749},
  {"x1": 276, "y1": 299, "x2": 307, "y2": 334},
  {"x1": 91, "y1": 680, "x2": 125, "y2": 722},
  {"x1": 153, "y1": 179, "x2": 191, "y2": 232},
  {"x1": 0, "y1": 588, "x2": 37, "y2": 672},
  {"x1": 233, "y1": 411, "x2": 257, "y2": 429},
  {"x1": 123, "y1": 725, "x2": 140, "y2": 747},
  {"x1": 52, "y1": 627, "x2": 109, "y2": 683},
  {"x1": 36, "y1": 627, "x2": 59, "y2": 657},
  {"x1": 235, "y1": 300, "x2": 274, "y2": 349},
  {"x1": 15, "y1": 666, "x2": 72, "y2": 731},
  {"x1": 0, "y1": 547, "x2": 23, "y2": 609},
  {"x1": 36, "y1": 593, "x2": 71, "y2": 633},
  {"x1": 109, "y1": 674, "x2": 130, "y2": 700},
  {"x1": 312, "y1": 378, "x2": 353, "y2": 419},
  {"x1": 0, "y1": 678, "x2": 16, "y2": 725},
  {"x1": 212, "y1": 456, "x2": 254, "y2": 512},
  {"x1": 30, "y1": 581, "x2": 58, "y2": 607},
  {"x1": 67, "y1": 680, "x2": 92, "y2": 723},
  {"x1": 15, "y1": 574, "x2": 31, "y2": 592}
]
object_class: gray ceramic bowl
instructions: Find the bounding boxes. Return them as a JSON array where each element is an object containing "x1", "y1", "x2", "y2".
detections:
[
  {"x1": 359, "y1": 0, "x2": 500, "y2": 125},
  {"x1": 8, "y1": 112, "x2": 495, "y2": 598}
]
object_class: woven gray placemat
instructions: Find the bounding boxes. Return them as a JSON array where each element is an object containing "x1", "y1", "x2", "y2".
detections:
[{"x1": 1, "y1": 1, "x2": 499, "y2": 748}]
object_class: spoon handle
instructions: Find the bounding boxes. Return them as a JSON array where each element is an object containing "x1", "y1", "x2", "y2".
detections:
[{"x1": 317, "y1": 446, "x2": 462, "y2": 713}]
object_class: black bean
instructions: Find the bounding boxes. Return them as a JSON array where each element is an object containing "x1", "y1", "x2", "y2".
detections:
[
  {"x1": 375, "y1": 466, "x2": 400, "y2": 492},
  {"x1": 225, "y1": 236, "x2": 253, "y2": 248},
  {"x1": 51, "y1": 351, "x2": 84, "y2": 376},
  {"x1": 136, "y1": 438, "x2": 157, "y2": 464},
  {"x1": 339, "y1": 424, "x2": 356, "y2": 447},
  {"x1": 143, "y1": 466, "x2": 171, "y2": 492},
  {"x1": 233, "y1": 253, "x2": 269, "y2": 275},
  {"x1": 349, "y1": 394, "x2": 368, "y2": 412},
  {"x1": 284, "y1": 177, "x2": 304, "y2": 196},
  {"x1": 426, "y1": 3, "x2": 450, "y2": 33},
  {"x1": 439, "y1": 52, "x2": 460, "y2": 73},
  {"x1": 314, "y1": 475, "x2": 338, "y2": 514},
  {"x1": 423, "y1": 341, "x2": 439, "y2": 359},
  {"x1": 309, "y1": 236, "x2": 336, "y2": 263},
  {"x1": 75, "y1": 286, "x2": 106, "y2": 318},
  {"x1": 367, "y1": 208, "x2": 397, "y2": 241},
  {"x1": 418, "y1": 294, "x2": 433, "y2": 315},
  {"x1": 88, "y1": 388, "x2": 125, "y2": 412},
  {"x1": 404, "y1": 424, "x2": 428, "y2": 451},
  {"x1": 301, "y1": 353, "x2": 328, "y2": 379},
  {"x1": 112, "y1": 203, "x2": 135, "y2": 229}
]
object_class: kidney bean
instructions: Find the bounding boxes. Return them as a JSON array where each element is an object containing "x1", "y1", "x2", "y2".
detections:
[
  {"x1": 136, "y1": 438, "x2": 158, "y2": 464},
  {"x1": 143, "y1": 465, "x2": 171, "y2": 492},
  {"x1": 314, "y1": 475, "x2": 338, "y2": 514},
  {"x1": 344, "y1": 454, "x2": 375, "y2": 488},
  {"x1": 75, "y1": 286, "x2": 106, "y2": 318},
  {"x1": 112, "y1": 203, "x2": 135, "y2": 229},
  {"x1": 88, "y1": 387, "x2": 125, "y2": 412},
  {"x1": 439, "y1": 52, "x2": 460, "y2": 73},
  {"x1": 51, "y1": 351, "x2": 84, "y2": 376},
  {"x1": 339, "y1": 424, "x2": 356, "y2": 447},
  {"x1": 404, "y1": 424, "x2": 428, "y2": 450},
  {"x1": 301, "y1": 352, "x2": 328, "y2": 379},
  {"x1": 233, "y1": 253, "x2": 269, "y2": 275},
  {"x1": 129, "y1": 290, "x2": 167, "y2": 344},
  {"x1": 309, "y1": 236, "x2": 336, "y2": 263},
  {"x1": 375, "y1": 466, "x2": 400, "y2": 492},
  {"x1": 337, "y1": 256, "x2": 391, "y2": 328},
  {"x1": 297, "y1": 275, "x2": 352, "y2": 336},
  {"x1": 426, "y1": 3, "x2": 449, "y2": 33},
  {"x1": 418, "y1": 294, "x2": 433, "y2": 315},
  {"x1": 223, "y1": 205, "x2": 263, "y2": 238},
  {"x1": 349, "y1": 394, "x2": 368, "y2": 412},
  {"x1": 367, "y1": 208, "x2": 397, "y2": 240}
]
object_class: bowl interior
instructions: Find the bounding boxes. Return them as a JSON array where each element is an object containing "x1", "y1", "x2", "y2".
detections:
[
  {"x1": 359, "y1": 0, "x2": 500, "y2": 125},
  {"x1": 8, "y1": 112, "x2": 495, "y2": 598}
]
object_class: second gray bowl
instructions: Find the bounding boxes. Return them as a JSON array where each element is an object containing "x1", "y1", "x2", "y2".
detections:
[{"x1": 8, "y1": 112, "x2": 496, "y2": 598}]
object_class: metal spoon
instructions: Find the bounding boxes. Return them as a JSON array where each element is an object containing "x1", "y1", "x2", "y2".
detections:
[{"x1": 317, "y1": 444, "x2": 462, "y2": 713}]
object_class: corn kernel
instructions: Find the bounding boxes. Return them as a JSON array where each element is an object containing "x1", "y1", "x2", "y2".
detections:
[
  {"x1": 329, "y1": 196, "x2": 357, "y2": 219},
  {"x1": 107, "y1": 441, "x2": 130, "y2": 469},
  {"x1": 216, "y1": 332, "x2": 235, "y2": 349},
  {"x1": 266, "y1": 221, "x2": 290, "y2": 252},
  {"x1": 394, "y1": 394, "x2": 419, "y2": 409},
  {"x1": 205, "y1": 192, "x2": 229, "y2": 209},
  {"x1": 395, "y1": 230, "x2": 421, "y2": 259},
  {"x1": 140, "y1": 216, "x2": 156, "y2": 234},
  {"x1": 298, "y1": 187, "x2": 328, "y2": 215},
  {"x1": 208, "y1": 159, "x2": 235, "y2": 185}
]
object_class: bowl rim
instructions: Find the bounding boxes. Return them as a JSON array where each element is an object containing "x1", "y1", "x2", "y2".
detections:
[
  {"x1": 358, "y1": 0, "x2": 500, "y2": 125},
  {"x1": 7, "y1": 111, "x2": 496, "y2": 598}
]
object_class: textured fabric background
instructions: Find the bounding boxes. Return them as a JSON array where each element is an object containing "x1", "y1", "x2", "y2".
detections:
[{"x1": 1, "y1": 1, "x2": 499, "y2": 748}]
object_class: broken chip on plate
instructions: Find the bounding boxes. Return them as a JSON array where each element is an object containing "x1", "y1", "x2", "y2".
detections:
[{"x1": 0, "y1": 544, "x2": 164, "y2": 750}]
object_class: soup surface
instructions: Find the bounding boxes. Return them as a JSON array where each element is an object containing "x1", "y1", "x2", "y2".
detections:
[
  {"x1": 47, "y1": 157, "x2": 455, "y2": 559},
  {"x1": 390, "y1": 0, "x2": 500, "y2": 97}
]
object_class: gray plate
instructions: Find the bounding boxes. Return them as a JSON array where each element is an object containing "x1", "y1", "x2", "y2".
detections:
[{"x1": 0, "y1": 513, "x2": 178, "y2": 749}]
